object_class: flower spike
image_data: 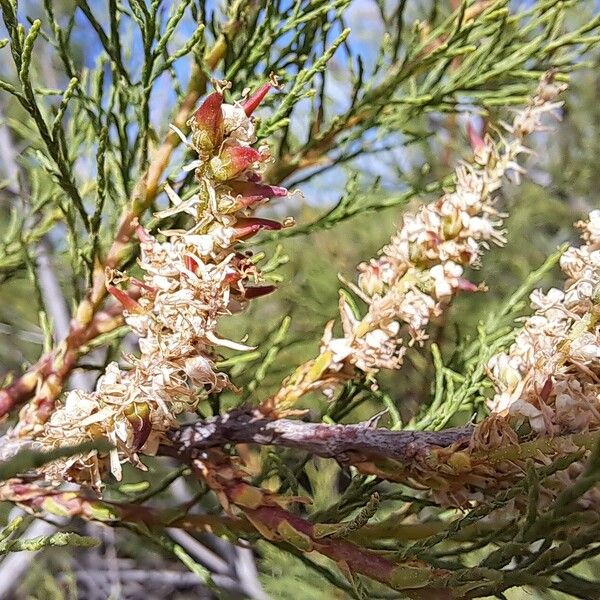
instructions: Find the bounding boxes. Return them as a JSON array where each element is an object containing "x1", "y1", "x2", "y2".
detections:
[
  {"x1": 19, "y1": 83, "x2": 295, "y2": 487},
  {"x1": 264, "y1": 72, "x2": 566, "y2": 415}
]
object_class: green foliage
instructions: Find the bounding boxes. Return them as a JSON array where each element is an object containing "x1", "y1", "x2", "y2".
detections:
[
  {"x1": 0, "y1": 529, "x2": 98, "y2": 554},
  {"x1": 413, "y1": 244, "x2": 567, "y2": 431},
  {"x1": 0, "y1": 440, "x2": 111, "y2": 481},
  {"x1": 0, "y1": 516, "x2": 97, "y2": 555}
]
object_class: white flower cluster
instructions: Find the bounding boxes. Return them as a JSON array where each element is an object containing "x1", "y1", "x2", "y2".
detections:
[
  {"x1": 488, "y1": 210, "x2": 600, "y2": 435},
  {"x1": 268, "y1": 74, "x2": 564, "y2": 413},
  {"x1": 330, "y1": 74, "x2": 565, "y2": 373},
  {"x1": 15, "y1": 85, "x2": 289, "y2": 487}
]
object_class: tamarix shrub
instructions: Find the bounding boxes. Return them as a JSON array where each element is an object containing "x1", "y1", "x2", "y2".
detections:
[{"x1": 0, "y1": 2, "x2": 599, "y2": 599}]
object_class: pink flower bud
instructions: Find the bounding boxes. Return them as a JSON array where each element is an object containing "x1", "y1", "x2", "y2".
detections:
[
  {"x1": 192, "y1": 92, "x2": 224, "y2": 151},
  {"x1": 215, "y1": 146, "x2": 262, "y2": 181},
  {"x1": 136, "y1": 226, "x2": 152, "y2": 243},
  {"x1": 234, "y1": 217, "x2": 282, "y2": 240},
  {"x1": 456, "y1": 277, "x2": 479, "y2": 293},
  {"x1": 227, "y1": 180, "x2": 287, "y2": 207},
  {"x1": 467, "y1": 121, "x2": 485, "y2": 153},
  {"x1": 242, "y1": 83, "x2": 271, "y2": 116}
]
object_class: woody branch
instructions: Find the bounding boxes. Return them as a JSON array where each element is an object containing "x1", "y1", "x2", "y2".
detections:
[{"x1": 166, "y1": 408, "x2": 472, "y2": 462}]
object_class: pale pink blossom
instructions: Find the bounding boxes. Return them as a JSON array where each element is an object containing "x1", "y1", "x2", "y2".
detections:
[
  {"x1": 270, "y1": 74, "x2": 565, "y2": 413},
  {"x1": 488, "y1": 212, "x2": 600, "y2": 435}
]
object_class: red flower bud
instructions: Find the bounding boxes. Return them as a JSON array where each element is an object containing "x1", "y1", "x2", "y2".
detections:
[
  {"x1": 107, "y1": 285, "x2": 142, "y2": 312},
  {"x1": 234, "y1": 217, "x2": 282, "y2": 240},
  {"x1": 242, "y1": 83, "x2": 271, "y2": 116},
  {"x1": 215, "y1": 146, "x2": 262, "y2": 181},
  {"x1": 192, "y1": 92, "x2": 224, "y2": 151}
]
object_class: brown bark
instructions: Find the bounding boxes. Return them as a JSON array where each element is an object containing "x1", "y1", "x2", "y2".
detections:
[
  {"x1": 167, "y1": 409, "x2": 472, "y2": 463},
  {"x1": 244, "y1": 504, "x2": 453, "y2": 598}
]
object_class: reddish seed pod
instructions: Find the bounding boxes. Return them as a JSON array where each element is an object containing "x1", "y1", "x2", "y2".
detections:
[
  {"x1": 540, "y1": 376, "x2": 553, "y2": 402},
  {"x1": 243, "y1": 285, "x2": 277, "y2": 299},
  {"x1": 228, "y1": 180, "x2": 288, "y2": 203},
  {"x1": 228, "y1": 180, "x2": 287, "y2": 207},
  {"x1": 128, "y1": 277, "x2": 156, "y2": 293},
  {"x1": 125, "y1": 402, "x2": 152, "y2": 450},
  {"x1": 234, "y1": 217, "x2": 283, "y2": 240},
  {"x1": 184, "y1": 255, "x2": 199, "y2": 274},
  {"x1": 217, "y1": 146, "x2": 262, "y2": 180}
]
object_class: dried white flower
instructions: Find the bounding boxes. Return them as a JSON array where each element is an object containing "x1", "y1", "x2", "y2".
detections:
[
  {"x1": 268, "y1": 73, "x2": 565, "y2": 414},
  {"x1": 488, "y1": 212, "x2": 600, "y2": 435}
]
